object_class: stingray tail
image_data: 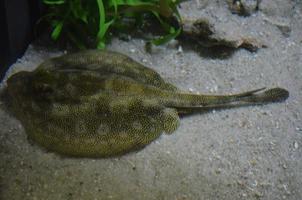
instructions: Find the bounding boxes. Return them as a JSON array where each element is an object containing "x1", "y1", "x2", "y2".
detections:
[
  {"x1": 235, "y1": 87, "x2": 289, "y2": 104},
  {"x1": 168, "y1": 87, "x2": 289, "y2": 109}
]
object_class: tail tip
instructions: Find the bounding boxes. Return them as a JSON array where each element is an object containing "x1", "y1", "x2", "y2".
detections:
[{"x1": 264, "y1": 88, "x2": 289, "y2": 102}]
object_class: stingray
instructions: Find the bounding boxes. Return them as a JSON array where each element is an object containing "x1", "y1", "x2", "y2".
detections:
[{"x1": 4, "y1": 50, "x2": 289, "y2": 157}]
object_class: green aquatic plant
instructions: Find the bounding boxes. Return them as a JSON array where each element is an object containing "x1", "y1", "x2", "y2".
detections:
[{"x1": 41, "y1": 0, "x2": 182, "y2": 49}]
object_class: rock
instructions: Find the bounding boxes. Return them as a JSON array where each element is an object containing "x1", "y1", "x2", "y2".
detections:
[
  {"x1": 263, "y1": 16, "x2": 291, "y2": 37},
  {"x1": 181, "y1": 17, "x2": 266, "y2": 52},
  {"x1": 259, "y1": 0, "x2": 295, "y2": 17},
  {"x1": 179, "y1": 1, "x2": 266, "y2": 52},
  {"x1": 227, "y1": 0, "x2": 260, "y2": 16}
]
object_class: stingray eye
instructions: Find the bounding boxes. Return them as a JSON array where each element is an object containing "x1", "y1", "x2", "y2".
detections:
[{"x1": 34, "y1": 83, "x2": 54, "y2": 95}]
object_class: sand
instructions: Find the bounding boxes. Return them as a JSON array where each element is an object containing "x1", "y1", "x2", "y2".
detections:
[{"x1": 0, "y1": 1, "x2": 301, "y2": 199}]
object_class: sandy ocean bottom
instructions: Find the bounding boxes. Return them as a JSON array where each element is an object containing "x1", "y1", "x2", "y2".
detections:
[{"x1": 0, "y1": 1, "x2": 301, "y2": 199}]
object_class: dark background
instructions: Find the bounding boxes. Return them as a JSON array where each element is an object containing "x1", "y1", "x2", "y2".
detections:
[{"x1": 0, "y1": 0, "x2": 44, "y2": 81}]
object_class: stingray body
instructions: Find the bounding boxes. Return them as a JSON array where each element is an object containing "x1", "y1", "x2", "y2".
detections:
[{"x1": 6, "y1": 50, "x2": 289, "y2": 157}]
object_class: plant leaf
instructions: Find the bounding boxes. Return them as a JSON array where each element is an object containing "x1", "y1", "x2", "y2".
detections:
[
  {"x1": 43, "y1": 0, "x2": 65, "y2": 5},
  {"x1": 96, "y1": 0, "x2": 106, "y2": 39},
  {"x1": 51, "y1": 21, "x2": 63, "y2": 40},
  {"x1": 96, "y1": 0, "x2": 116, "y2": 49},
  {"x1": 152, "y1": 26, "x2": 181, "y2": 45}
]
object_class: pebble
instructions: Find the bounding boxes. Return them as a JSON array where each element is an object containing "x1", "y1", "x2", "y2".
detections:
[
  {"x1": 295, "y1": 127, "x2": 302, "y2": 131},
  {"x1": 181, "y1": 69, "x2": 186, "y2": 74},
  {"x1": 209, "y1": 85, "x2": 218, "y2": 93},
  {"x1": 275, "y1": 121, "x2": 280, "y2": 129},
  {"x1": 215, "y1": 168, "x2": 221, "y2": 174},
  {"x1": 254, "y1": 191, "x2": 262, "y2": 198},
  {"x1": 283, "y1": 184, "x2": 291, "y2": 194},
  {"x1": 252, "y1": 180, "x2": 258, "y2": 187},
  {"x1": 177, "y1": 45, "x2": 183, "y2": 53},
  {"x1": 293, "y1": 141, "x2": 298, "y2": 149}
]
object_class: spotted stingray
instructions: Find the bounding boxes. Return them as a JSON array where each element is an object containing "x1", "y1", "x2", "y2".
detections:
[{"x1": 5, "y1": 50, "x2": 289, "y2": 157}]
